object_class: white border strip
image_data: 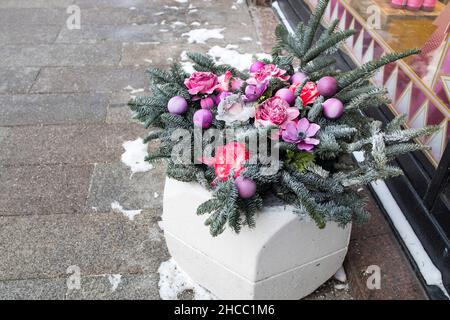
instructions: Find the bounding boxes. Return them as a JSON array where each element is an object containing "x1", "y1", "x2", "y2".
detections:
[
  {"x1": 272, "y1": 1, "x2": 295, "y2": 34},
  {"x1": 353, "y1": 153, "x2": 449, "y2": 298},
  {"x1": 272, "y1": 0, "x2": 449, "y2": 298}
]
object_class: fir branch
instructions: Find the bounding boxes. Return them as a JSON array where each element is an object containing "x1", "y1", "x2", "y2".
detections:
[
  {"x1": 337, "y1": 49, "x2": 420, "y2": 90},
  {"x1": 301, "y1": 0, "x2": 330, "y2": 56},
  {"x1": 302, "y1": 29, "x2": 355, "y2": 65}
]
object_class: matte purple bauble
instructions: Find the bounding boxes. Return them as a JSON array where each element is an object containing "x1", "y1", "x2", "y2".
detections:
[
  {"x1": 193, "y1": 109, "x2": 213, "y2": 129},
  {"x1": 275, "y1": 88, "x2": 295, "y2": 105},
  {"x1": 200, "y1": 97, "x2": 215, "y2": 110},
  {"x1": 167, "y1": 96, "x2": 188, "y2": 115},
  {"x1": 322, "y1": 98, "x2": 344, "y2": 120},
  {"x1": 249, "y1": 61, "x2": 265, "y2": 73},
  {"x1": 290, "y1": 72, "x2": 307, "y2": 85},
  {"x1": 235, "y1": 177, "x2": 257, "y2": 199},
  {"x1": 317, "y1": 76, "x2": 338, "y2": 98}
]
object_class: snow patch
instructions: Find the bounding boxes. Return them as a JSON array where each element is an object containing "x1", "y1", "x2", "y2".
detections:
[
  {"x1": 241, "y1": 37, "x2": 252, "y2": 42},
  {"x1": 158, "y1": 258, "x2": 215, "y2": 300},
  {"x1": 174, "y1": 0, "x2": 188, "y2": 3},
  {"x1": 182, "y1": 28, "x2": 224, "y2": 44},
  {"x1": 207, "y1": 45, "x2": 271, "y2": 71},
  {"x1": 154, "y1": 192, "x2": 159, "y2": 198},
  {"x1": 157, "y1": 220, "x2": 164, "y2": 231},
  {"x1": 111, "y1": 201, "x2": 142, "y2": 221},
  {"x1": 188, "y1": 9, "x2": 198, "y2": 14},
  {"x1": 180, "y1": 50, "x2": 195, "y2": 74},
  {"x1": 191, "y1": 21, "x2": 201, "y2": 26},
  {"x1": 333, "y1": 266, "x2": 347, "y2": 283},
  {"x1": 106, "y1": 274, "x2": 122, "y2": 292},
  {"x1": 171, "y1": 21, "x2": 187, "y2": 28},
  {"x1": 334, "y1": 283, "x2": 349, "y2": 291},
  {"x1": 121, "y1": 138, "x2": 153, "y2": 176}
]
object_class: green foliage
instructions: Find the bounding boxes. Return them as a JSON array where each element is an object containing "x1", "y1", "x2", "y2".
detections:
[{"x1": 286, "y1": 150, "x2": 315, "y2": 172}]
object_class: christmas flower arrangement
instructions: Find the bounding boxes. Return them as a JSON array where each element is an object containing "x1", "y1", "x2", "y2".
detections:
[{"x1": 130, "y1": 0, "x2": 436, "y2": 236}]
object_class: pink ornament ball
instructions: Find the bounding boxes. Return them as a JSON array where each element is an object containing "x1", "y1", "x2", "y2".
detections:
[
  {"x1": 275, "y1": 88, "x2": 295, "y2": 105},
  {"x1": 250, "y1": 61, "x2": 265, "y2": 73},
  {"x1": 235, "y1": 177, "x2": 257, "y2": 199},
  {"x1": 193, "y1": 109, "x2": 213, "y2": 129},
  {"x1": 290, "y1": 72, "x2": 307, "y2": 85},
  {"x1": 322, "y1": 98, "x2": 344, "y2": 120},
  {"x1": 200, "y1": 97, "x2": 215, "y2": 110},
  {"x1": 167, "y1": 96, "x2": 188, "y2": 115},
  {"x1": 317, "y1": 76, "x2": 338, "y2": 98}
]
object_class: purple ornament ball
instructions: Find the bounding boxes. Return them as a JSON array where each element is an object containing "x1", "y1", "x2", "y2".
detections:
[
  {"x1": 323, "y1": 98, "x2": 344, "y2": 120},
  {"x1": 290, "y1": 72, "x2": 307, "y2": 85},
  {"x1": 193, "y1": 109, "x2": 213, "y2": 129},
  {"x1": 317, "y1": 76, "x2": 338, "y2": 98},
  {"x1": 250, "y1": 61, "x2": 265, "y2": 73},
  {"x1": 167, "y1": 96, "x2": 188, "y2": 115},
  {"x1": 200, "y1": 97, "x2": 215, "y2": 110},
  {"x1": 235, "y1": 177, "x2": 257, "y2": 199},
  {"x1": 275, "y1": 88, "x2": 295, "y2": 105}
]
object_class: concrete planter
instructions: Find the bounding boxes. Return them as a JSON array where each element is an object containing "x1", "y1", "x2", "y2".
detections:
[{"x1": 162, "y1": 177, "x2": 351, "y2": 300}]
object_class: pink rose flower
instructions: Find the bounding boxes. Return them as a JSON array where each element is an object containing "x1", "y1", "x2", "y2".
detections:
[
  {"x1": 247, "y1": 64, "x2": 290, "y2": 85},
  {"x1": 184, "y1": 72, "x2": 218, "y2": 95},
  {"x1": 255, "y1": 96, "x2": 300, "y2": 128}
]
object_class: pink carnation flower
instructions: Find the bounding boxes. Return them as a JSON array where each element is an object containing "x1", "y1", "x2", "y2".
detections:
[
  {"x1": 247, "y1": 64, "x2": 290, "y2": 85},
  {"x1": 200, "y1": 142, "x2": 249, "y2": 182},
  {"x1": 281, "y1": 118, "x2": 320, "y2": 151},
  {"x1": 255, "y1": 96, "x2": 299, "y2": 128},
  {"x1": 184, "y1": 72, "x2": 218, "y2": 95}
]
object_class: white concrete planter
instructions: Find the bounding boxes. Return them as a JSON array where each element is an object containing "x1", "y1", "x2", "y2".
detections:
[{"x1": 162, "y1": 177, "x2": 352, "y2": 300}]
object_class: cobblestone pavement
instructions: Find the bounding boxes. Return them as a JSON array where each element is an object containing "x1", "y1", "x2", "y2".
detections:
[{"x1": 0, "y1": 0, "x2": 426, "y2": 300}]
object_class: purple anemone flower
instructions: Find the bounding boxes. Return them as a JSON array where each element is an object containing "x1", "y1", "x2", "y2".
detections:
[{"x1": 281, "y1": 118, "x2": 321, "y2": 151}]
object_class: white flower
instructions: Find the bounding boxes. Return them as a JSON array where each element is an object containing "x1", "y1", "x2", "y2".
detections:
[{"x1": 216, "y1": 94, "x2": 255, "y2": 125}]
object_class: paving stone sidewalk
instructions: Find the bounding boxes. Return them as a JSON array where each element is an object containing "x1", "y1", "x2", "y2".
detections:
[
  {"x1": 0, "y1": 0, "x2": 426, "y2": 300},
  {"x1": 0, "y1": 0, "x2": 266, "y2": 300}
]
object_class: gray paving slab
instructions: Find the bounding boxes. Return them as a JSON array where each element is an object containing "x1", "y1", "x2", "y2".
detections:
[
  {"x1": 0, "y1": 164, "x2": 93, "y2": 216},
  {"x1": 0, "y1": 123, "x2": 147, "y2": 165},
  {"x1": 30, "y1": 66, "x2": 147, "y2": 93},
  {"x1": 0, "y1": 24, "x2": 61, "y2": 45},
  {"x1": 86, "y1": 162, "x2": 165, "y2": 213},
  {"x1": 65, "y1": 273, "x2": 160, "y2": 300},
  {"x1": 0, "y1": 0, "x2": 73, "y2": 8},
  {"x1": 0, "y1": 93, "x2": 108, "y2": 126},
  {"x1": 0, "y1": 44, "x2": 122, "y2": 67},
  {"x1": 0, "y1": 67, "x2": 40, "y2": 94},
  {"x1": 0, "y1": 278, "x2": 66, "y2": 300},
  {"x1": 0, "y1": 8, "x2": 65, "y2": 25},
  {"x1": 0, "y1": 209, "x2": 168, "y2": 281}
]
